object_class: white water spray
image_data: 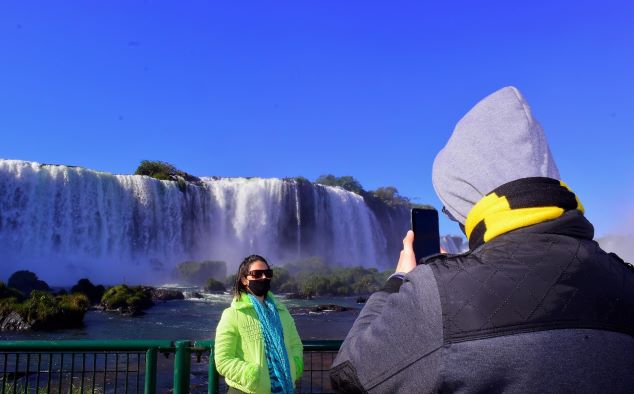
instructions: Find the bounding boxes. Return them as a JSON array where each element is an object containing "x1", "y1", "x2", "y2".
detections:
[{"x1": 0, "y1": 160, "x2": 395, "y2": 285}]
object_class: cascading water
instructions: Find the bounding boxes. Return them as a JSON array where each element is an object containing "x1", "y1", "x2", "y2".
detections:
[
  {"x1": 0, "y1": 160, "x2": 406, "y2": 285},
  {"x1": 294, "y1": 184, "x2": 301, "y2": 259}
]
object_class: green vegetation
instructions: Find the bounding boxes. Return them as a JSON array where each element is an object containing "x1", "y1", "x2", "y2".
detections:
[
  {"x1": 371, "y1": 186, "x2": 412, "y2": 207},
  {"x1": 204, "y1": 278, "x2": 226, "y2": 293},
  {"x1": 100, "y1": 285, "x2": 153, "y2": 315},
  {"x1": 315, "y1": 174, "x2": 365, "y2": 194},
  {"x1": 134, "y1": 161, "x2": 430, "y2": 209},
  {"x1": 283, "y1": 176, "x2": 310, "y2": 183},
  {"x1": 134, "y1": 160, "x2": 200, "y2": 188},
  {"x1": 221, "y1": 257, "x2": 389, "y2": 298},
  {"x1": 314, "y1": 174, "x2": 431, "y2": 209},
  {"x1": 0, "y1": 288, "x2": 89, "y2": 330},
  {"x1": 269, "y1": 257, "x2": 391, "y2": 298},
  {"x1": 0, "y1": 281, "x2": 25, "y2": 301},
  {"x1": 7, "y1": 270, "x2": 50, "y2": 296},
  {"x1": 71, "y1": 278, "x2": 106, "y2": 304},
  {"x1": 174, "y1": 260, "x2": 227, "y2": 286}
]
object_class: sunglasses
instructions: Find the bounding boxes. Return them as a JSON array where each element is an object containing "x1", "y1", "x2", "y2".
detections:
[{"x1": 246, "y1": 269, "x2": 273, "y2": 279}]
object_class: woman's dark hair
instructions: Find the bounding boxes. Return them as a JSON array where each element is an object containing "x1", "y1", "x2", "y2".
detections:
[{"x1": 232, "y1": 254, "x2": 270, "y2": 300}]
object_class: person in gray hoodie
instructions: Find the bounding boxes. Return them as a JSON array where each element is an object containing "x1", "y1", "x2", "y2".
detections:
[{"x1": 329, "y1": 86, "x2": 634, "y2": 393}]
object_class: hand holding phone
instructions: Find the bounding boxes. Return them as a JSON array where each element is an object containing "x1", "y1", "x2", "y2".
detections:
[
  {"x1": 394, "y1": 230, "x2": 417, "y2": 274},
  {"x1": 410, "y1": 208, "x2": 440, "y2": 264}
]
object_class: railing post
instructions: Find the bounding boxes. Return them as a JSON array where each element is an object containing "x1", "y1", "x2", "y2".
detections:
[
  {"x1": 173, "y1": 341, "x2": 191, "y2": 394},
  {"x1": 208, "y1": 346, "x2": 219, "y2": 394},
  {"x1": 144, "y1": 348, "x2": 157, "y2": 394}
]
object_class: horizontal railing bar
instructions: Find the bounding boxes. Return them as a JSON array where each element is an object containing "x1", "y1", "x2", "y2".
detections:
[
  {"x1": 192, "y1": 339, "x2": 343, "y2": 351},
  {"x1": 0, "y1": 340, "x2": 174, "y2": 351},
  {"x1": 302, "y1": 340, "x2": 344, "y2": 351},
  {"x1": 2, "y1": 340, "x2": 342, "y2": 350}
]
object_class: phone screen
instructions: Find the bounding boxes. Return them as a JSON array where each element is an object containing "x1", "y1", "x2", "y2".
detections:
[{"x1": 410, "y1": 208, "x2": 440, "y2": 263}]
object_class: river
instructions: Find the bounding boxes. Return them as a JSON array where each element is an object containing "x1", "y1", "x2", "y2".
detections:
[{"x1": 0, "y1": 293, "x2": 361, "y2": 341}]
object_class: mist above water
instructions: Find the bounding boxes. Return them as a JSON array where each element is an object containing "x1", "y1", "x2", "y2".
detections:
[
  {"x1": 0, "y1": 160, "x2": 407, "y2": 285},
  {"x1": 598, "y1": 209, "x2": 634, "y2": 264}
]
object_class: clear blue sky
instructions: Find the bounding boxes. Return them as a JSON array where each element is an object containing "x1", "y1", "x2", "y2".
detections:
[{"x1": 1, "y1": 1, "x2": 633, "y2": 237}]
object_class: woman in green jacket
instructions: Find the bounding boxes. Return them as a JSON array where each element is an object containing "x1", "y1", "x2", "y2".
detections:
[{"x1": 215, "y1": 255, "x2": 303, "y2": 394}]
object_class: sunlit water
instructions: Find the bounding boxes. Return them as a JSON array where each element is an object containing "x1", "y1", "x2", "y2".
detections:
[{"x1": 0, "y1": 294, "x2": 362, "y2": 341}]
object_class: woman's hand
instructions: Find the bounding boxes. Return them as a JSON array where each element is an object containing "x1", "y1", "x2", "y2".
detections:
[{"x1": 395, "y1": 230, "x2": 417, "y2": 274}]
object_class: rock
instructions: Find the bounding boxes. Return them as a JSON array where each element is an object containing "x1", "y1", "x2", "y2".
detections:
[
  {"x1": 0, "y1": 311, "x2": 32, "y2": 331},
  {"x1": 310, "y1": 304, "x2": 348, "y2": 313},
  {"x1": 190, "y1": 292, "x2": 204, "y2": 299},
  {"x1": 151, "y1": 288, "x2": 185, "y2": 301},
  {"x1": 112, "y1": 306, "x2": 145, "y2": 317},
  {"x1": 356, "y1": 296, "x2": 367, "y2": 304}
]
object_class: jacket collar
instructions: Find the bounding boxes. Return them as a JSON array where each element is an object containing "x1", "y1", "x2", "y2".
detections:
[{"x1": 511, "y1": 209, "x2": 594, "y2": 240}]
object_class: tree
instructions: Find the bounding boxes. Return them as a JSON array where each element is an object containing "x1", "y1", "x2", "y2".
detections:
[
  {"x1": 315, "y1": 174, "x2": 364, "y2": 194},
  {"x1": 134, "y1": 160, "x2": 200, "y2": 183},
  {"x1": 372, "y1": 186, "x2": 411, "y2": 207},
  {"x1": 7, "y1": 271, "x2": 50, "y2": 296},
  {"x1": 204, "y1": 278, "x2": 226, "y2": 293},
  {"x1": 174, "y1": 260, "x2": 227, "y2": 285},
  {"x1": 71, "y1": 278, "x2": 106, "y2": 305}
]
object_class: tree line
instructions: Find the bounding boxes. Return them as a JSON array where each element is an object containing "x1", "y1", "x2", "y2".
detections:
[{"x1": 135, "y1": 161, "x2": 432, "y2": 209}]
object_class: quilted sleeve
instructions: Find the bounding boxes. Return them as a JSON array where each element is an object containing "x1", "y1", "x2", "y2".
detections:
[{"x1": 214, "y1": 308, "x2": 260, "y2": 392}]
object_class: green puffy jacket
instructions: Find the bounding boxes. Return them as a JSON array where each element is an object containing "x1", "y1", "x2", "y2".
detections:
[{"x1": 214, "y1": 292, "x2": 304, "y2": 394}]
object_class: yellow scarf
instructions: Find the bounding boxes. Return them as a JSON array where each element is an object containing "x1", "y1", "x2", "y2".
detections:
[{"x1": 465, "y1": 177, "x2": 584, "y2": 249}]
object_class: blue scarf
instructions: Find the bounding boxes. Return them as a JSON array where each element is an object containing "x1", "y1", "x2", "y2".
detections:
[{"x1": 247, "y1": 293, "x2": 295, "y2": 394}]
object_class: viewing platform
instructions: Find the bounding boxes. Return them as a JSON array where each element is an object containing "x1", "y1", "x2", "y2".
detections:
[{"x1": 0, "y1": 340, "x2": 342, "y2": 393}]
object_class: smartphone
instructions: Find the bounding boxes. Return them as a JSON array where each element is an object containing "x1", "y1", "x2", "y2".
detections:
[{"x1": 410, "y1": 208, "x2": 440, "y2": 263}]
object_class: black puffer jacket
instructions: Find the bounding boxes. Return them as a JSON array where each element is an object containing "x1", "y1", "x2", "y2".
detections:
[{"x1": 330, "y1": 211, "x2": 634, "y2": 393}]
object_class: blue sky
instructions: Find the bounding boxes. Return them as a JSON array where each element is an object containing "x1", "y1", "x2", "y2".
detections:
[{"x1": 1, "y1": 1, "x2": 633, "y2": 237}]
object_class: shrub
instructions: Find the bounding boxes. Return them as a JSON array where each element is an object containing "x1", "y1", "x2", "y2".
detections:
[
  {"x1": 71, "y1": 278, "x2": 105, "y2": 304},
  {"x1": 174, "y1": 260, "x2": 227, "y2": 285},
  {"x1": 204, "y1": 278, "x2": 226, "y2": 293},
  {"x1": 371, "y1": 186, "x2": 411, "y2": 207},
  {"x1": 265, "y1": 257, "x2": 391, "y2": 296},
  {"x1": 101, "y1": 285, "x2": 153, "y2": 313},
  {"x1": 315, "y1": 174, "x2": 364, "y2": 194},
  {"x1": 283, "y1": 176, "x2": 310, "y2": 184},
  {"x1": 0, "y1": 281, "x2": 25, "y2": 302},
  {"x1": 7, "y1": 271, "x2": 50, "y2": 296},
  {"x1": 0, "y1": 297, "x2": 24, "y2": 319},
  {"x1": 134, "y1": 160, "x2": 200, "y2": 183},
  {"x1": 20, "y1": 291, "x2": 88, "y2": 330}
]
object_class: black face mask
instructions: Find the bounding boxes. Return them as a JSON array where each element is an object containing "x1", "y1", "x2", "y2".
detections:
[{"x1": 247, "y1": 279, "x2": 271, "y2": 297}]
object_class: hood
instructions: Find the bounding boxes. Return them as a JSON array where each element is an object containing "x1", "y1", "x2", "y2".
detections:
[{"x1": 432, "y1": 86, "x2": 560, "y2": 224}]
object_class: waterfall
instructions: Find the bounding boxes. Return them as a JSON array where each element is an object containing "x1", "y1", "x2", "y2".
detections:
[
  {"x1": 294, "y1": 184, "x2": 301, "y2": 259},
  {"x1": 0, "y1": 160, "x2": 403, "y2": 285}
]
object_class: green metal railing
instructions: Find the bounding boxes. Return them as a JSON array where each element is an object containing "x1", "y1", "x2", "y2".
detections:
[{"x1": 0, "y1": 340, "x2": 342, "y2": 394}]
